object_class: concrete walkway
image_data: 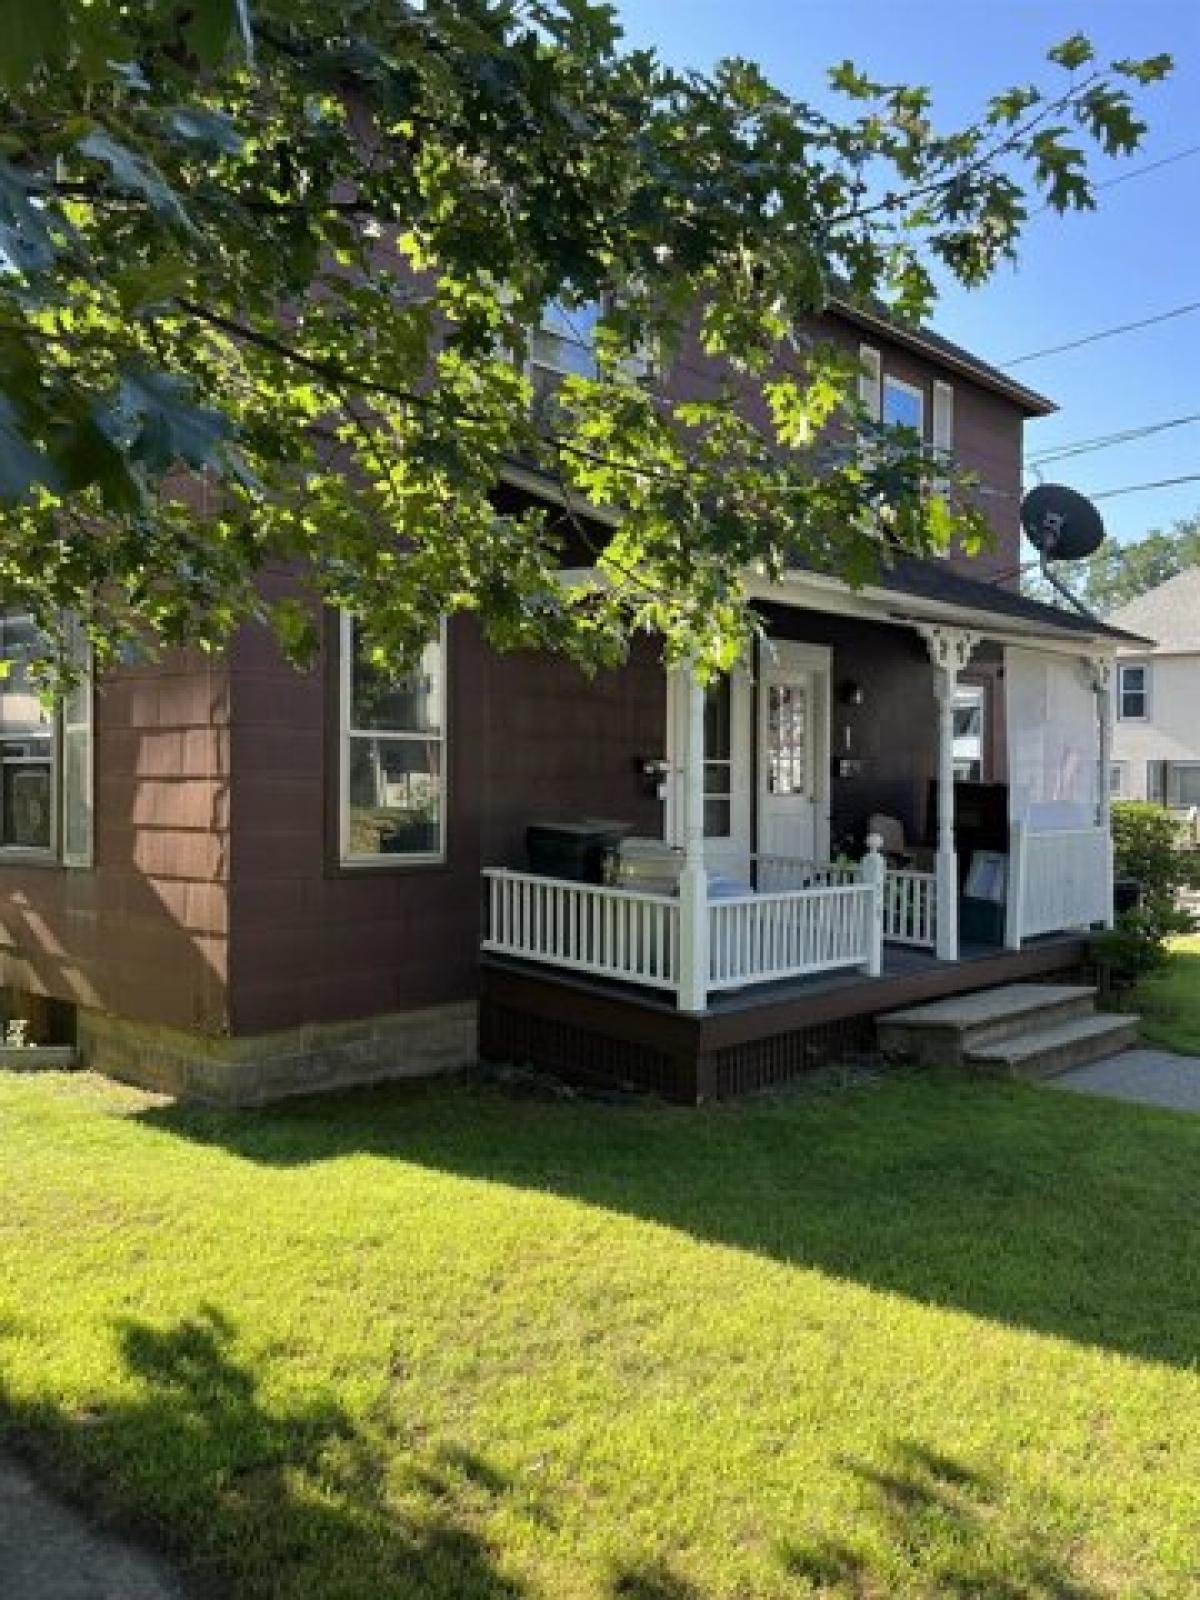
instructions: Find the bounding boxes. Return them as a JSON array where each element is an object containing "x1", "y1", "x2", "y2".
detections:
[
  {"x1": 0, "y1": 1452, "x2": 187, "y2": 1600},
  {"x1": 1049, "y1": 1047, "x2": 1200, "y2": 1113}
]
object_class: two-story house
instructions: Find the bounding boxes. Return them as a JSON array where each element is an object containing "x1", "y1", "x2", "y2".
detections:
[
  {"x1": 0, "y1": 301, "x2": 1137, "y2": 1102},
  {"x1": 1109, "y1": 565, "x2": 1200, "y2": 829}
]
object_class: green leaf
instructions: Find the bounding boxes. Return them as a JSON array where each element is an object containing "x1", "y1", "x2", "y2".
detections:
[
  {"x1": 76, "y1": 131, "x2": 194, "y2": 231},
  {"x1": 166, "y1": 107, "x2": 244, "y2": 156},
  {"x1": 103, "y1": 367, "x2": 234, "y2": 474},
  {"x1": 0, "y1": 395, "x2": 59, "y2": 501},
  {"x1": 1047, "y1": 34, "x2": 1095, "y2": 72}
]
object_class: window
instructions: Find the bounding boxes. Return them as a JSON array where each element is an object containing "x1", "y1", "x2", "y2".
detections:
[
  {"x1": 1167, "y1": 764, "x2": 1200, "y2": 808},
  {"x1": 703, "y1": 678, "x2": 732, "y2": 838},
  {"x1": 1118, "y1": 662, "x2": 1148, "y2": 720},
  {"x1": 766, "y1": 682, "x2": 809, "y2": 797},
  {"x1": 882, "y1": 374, "x2": 925, "y2": 436},
  {"x1": 340, "y1": 615, "x2": 446, "y2": 864},
  {"x1": 1148, "y1": 759, "x2": 1167, "y2": 805},
  {"x1": 529, "y1": 298, "x2": 602, "y2": 431},
  {"x1": 951, "y1": 683, "x2": 986, "y2": 781},
  {"x1": 1109, "y1": 762, "x2": 1126, "y2": 798},
  {"x1": 0, "y1": 612, "x2": 92, "y2": 864}
]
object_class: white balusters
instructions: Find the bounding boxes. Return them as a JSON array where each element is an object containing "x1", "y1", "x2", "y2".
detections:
[
  {"x1": 881, "y1": 869, "x2": 937, "y2": 948},
  {"x1": 483, "y1": 870, "x2": 679, "y2": 990}
]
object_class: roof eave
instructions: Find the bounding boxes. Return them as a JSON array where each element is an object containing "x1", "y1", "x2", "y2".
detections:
[{"x1": 829, "y1": 299, "x2": 1058, "y2": 418}]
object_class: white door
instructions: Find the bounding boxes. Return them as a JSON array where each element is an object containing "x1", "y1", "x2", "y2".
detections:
[
  {"x1": 665, "y1": 667, "x2": 753, "y2": 881},
  {"x1": 758, "y1": 642, "x2": 831, "y2": 864}
]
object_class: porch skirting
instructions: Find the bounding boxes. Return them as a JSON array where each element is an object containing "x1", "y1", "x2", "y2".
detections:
[
  {"x1": 78, "y1": 1001, "x2": 476, "y2": 1105},
  {"x1": 479, "y1": 940, "x2": 1093, "y2": 1104}
]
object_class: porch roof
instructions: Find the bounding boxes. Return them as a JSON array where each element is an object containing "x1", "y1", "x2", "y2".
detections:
[{"x1": 777, "y1": 553, "x2": 1152, "y2": 649}]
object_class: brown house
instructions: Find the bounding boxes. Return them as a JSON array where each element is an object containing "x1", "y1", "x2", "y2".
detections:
[{"x1": 0, "y1": 306, "x2": 1135, "y2": 1101}]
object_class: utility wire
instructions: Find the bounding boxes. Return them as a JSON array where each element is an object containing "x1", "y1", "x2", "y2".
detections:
[
  {"x1": 1029, "y1": 141, "x2": 1200, "y2": 216},
  {"x1": 1090, "y1": 471, "x2": 1200, "y2": 502},
  {"x1": 1027, "y1": 412, "x2": 1200, "y2": 465},
  {"x1": 1002, "y1": 301, "x2": 1200, "y2": 368}
]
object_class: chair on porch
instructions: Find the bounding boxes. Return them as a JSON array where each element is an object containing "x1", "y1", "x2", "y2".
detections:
[{"x1": 867, "y1": 813, "x2": 934, "y2": 874}]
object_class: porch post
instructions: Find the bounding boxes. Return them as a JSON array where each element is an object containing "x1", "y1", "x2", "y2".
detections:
[
  {"x1": 677, "y1": 668, "x2": 709, "y2": 1012},
  {"x1": 1092, "y1": 656, "x2": 1116, "y2": 930},
  {"x1": 859, "y1": 832, "x2": 885, "y2": 977},
  {"x1": 915, "y1": 625, "x2": 979, "y2": 963}
]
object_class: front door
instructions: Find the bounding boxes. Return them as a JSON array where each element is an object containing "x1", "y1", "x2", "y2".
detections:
[{"x1": 757, "y1": 641, "x2": 831, "y2": 864}]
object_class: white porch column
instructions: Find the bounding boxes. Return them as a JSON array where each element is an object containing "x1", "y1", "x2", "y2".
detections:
[
  {"x1": 1092, "y1": 656, "x2": 1116, "y2": 930},
  {"x1": 915, "y1": 625, "x2": 979, "y2": 962},
  {"x1": 676, "y1": 668, "x2": 710, "y2": 1012}
]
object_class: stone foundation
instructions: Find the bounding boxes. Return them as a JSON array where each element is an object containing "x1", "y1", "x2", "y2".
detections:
[{"x1": 77, "y1": 1002, "x2": 477, "y2": 1105}]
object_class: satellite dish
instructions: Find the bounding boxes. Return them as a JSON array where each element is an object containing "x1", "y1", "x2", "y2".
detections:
[{"x1": 1021, "y1": 483, "x2": 1105, "y2": 563}]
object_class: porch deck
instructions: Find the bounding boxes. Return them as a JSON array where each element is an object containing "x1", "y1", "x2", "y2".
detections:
[{"x1": 479, "y1": 932, "x2": 1093, "y2": 1104}]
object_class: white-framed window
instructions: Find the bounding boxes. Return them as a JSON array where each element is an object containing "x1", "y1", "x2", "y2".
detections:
[
  {"x1": 1109, "y1": 761, "x2": 1127, "y2": 798},
  {"x1": 0, "y1": 612, "x2": 92, "y2": 866},
  {"x1": 1117, "y1": 662, "x2": 1149, "y2": 720},
  {"x1": 528, "y1": 296, "x2": 652, "y2": 431},
  {"x1": 339, "y1": 614, "x2": 447, "y2": 866},
  {"x1": 858, "y1": 343, "x2": 883, "y2": 423},
  {"x1": 1167, "y1": 763, "x2": 1200, "y2": 808},
  {"x1": 951, "y1": 683, "x2": 986, "y2": 781},
  {"x1": 882, "y1": 374, "x2": 926, "y2": 435},
  {"x1": 703, "y1": 677, "x2": 733, "y2": 838}
]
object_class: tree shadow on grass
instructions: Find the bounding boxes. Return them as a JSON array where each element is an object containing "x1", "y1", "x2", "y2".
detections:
[
  {"x1": 1, "y1": 1305, "x2": 528, "y2": 1600},
  {"x1": 134, "y1": 1071, "x2": 1200, "y2": 1370},
  {"x1": 779, "y1": 1437, "x2": 1104, "y2": 1598}
]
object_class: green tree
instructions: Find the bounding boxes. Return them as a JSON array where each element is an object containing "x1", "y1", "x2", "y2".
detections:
[
  {"x1": 1028, "y1": 514, "x2": 1200, "y2": 615},
  {"x1": 0, "y1": 1, "x2": 1173, "y2": 676}
]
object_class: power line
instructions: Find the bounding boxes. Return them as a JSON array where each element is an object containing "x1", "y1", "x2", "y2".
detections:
[
  {"x1": 1090, "y1": 471, "x2": 1200, "y2": 502},
  {"x1": 1002, "y1": 301, "x2": 1200, "y2": 368},
  {"x1": 1027, "y1": 412, "x2": 1200, "y2": 465},
  {"x1": 1030, "y1": 141, "x2": 1200, "y2": 216}
]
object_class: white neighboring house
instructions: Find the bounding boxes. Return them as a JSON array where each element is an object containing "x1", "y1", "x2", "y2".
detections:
[{"x1": 1108, "y1": 566, "x2": 1200, "y2": 820}]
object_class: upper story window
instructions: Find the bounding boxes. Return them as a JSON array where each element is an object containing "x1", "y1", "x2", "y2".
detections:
[
  {"x1": 882, "y1": 374, "x2": 925, "y2": 436},
  {"x1": 1117, "y1": 662, "x2": 1148, "y2": 720},
  {"x1": 529, "y1": 299, "x2": 602, "y2": 430},
  {"x1": 339, "y1": 615, "x2": 446, "y2": 865},
  {"x1": 0, "y1": 612, "x2": 92, "y2": 865}
]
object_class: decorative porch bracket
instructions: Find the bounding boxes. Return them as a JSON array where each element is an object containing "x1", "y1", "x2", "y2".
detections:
[
  {"x1": 914, "y1": 624, "x2": 980, "y2": 962},
  {"x1": 1089, "y1": 655, "x2": 1117, "y2": 931}
]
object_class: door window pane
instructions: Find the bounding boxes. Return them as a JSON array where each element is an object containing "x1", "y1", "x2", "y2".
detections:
[
  {"x1": 767, "y1": 683, "x2": 808, "y2": 796},
  {"x1": 702, "y1": 678, "x2": 732, "y2": 838}
]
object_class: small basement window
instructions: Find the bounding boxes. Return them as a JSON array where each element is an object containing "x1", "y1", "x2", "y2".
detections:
[
  {"x1": 340, "y1": 616, "x2": 447, "y2": 865},
  {"x1": 1117, "y1": 662, "x2": 1148, "y2": 720}
]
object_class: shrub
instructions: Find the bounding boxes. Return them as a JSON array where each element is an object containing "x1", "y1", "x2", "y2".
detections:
[{"x1": 1094, "y1": 803, "x2": 1199, "y2": 983}]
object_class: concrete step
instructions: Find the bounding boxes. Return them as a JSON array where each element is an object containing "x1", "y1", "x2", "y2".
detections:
[
  {"x1": 877, "y1": 984, "x2": 1098, "y2": 1066},
  {"x1": 965, "y1": 1013, "x2": 1140, "y2": 1080}
]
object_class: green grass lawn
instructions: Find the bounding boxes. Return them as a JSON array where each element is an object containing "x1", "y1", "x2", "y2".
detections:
[
  {"x1": 2, "y1": 1068, "x2": 1198, "y2": 1599},
  {"x1": 1134, "y1": 935, "x2": 1200, "y2": 1055}
]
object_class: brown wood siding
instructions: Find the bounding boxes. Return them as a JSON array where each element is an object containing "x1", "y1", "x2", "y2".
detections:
[
  {"x1": 0, "y1": 652, "x2": 231, "y2": 1034},
  {"x1": 225, "y1": 616, "x2": 665, "y2": 1035},
  {"x1": 664, "y1": 309, "x2": 1025, "y2": 586}
]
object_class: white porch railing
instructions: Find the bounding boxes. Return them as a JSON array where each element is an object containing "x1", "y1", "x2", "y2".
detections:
[
  {"x1": 881, "y1": 869, "x2": 938, "y2": 949},
  {"x1": 1005, "y1": 822, "x2": 1111, "y2": 945},
  {"x1": 483, "y1": 870, "x2": 680, "y2": 991},
  {"x1": 708, "y1": 882, "x2": 878, "y2": 991},
  {"x1": 753, "y1": 854, "x2": 861, "y2": 893},
  {"x1": 483, "y1": 846, "x2": 886, "y2": 1008}
]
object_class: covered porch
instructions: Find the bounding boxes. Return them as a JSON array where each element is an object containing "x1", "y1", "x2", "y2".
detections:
[{"x1": 477, "y1": 561, "x2": 1124, "y2": 1093}]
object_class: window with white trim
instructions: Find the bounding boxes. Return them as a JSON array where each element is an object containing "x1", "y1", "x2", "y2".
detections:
[
  {"x1": 1109, "y1": 761, "x2": 1127, "y2": 798},
  {"x1": 1167, "y1": 763, "x2": 1200, "y2": 808},
  {"x1": 528, "y1": 296, "x2": 651, "y2": 430},
  {"x1": 951, "y1": 683, "x2": 986, "y2": 781},
  {"x1": 882, "y1": 374, "x2": 925, "y2": 435},
  {"x1": 340, "y1": 615, "x2": 447, "y2": 864},
  {"x1": 0, "y1": 611, "x2": 92, "y2": 864},
  {"x1": 1117, "y1": 662, "x2": 1148, "y2": 720}
]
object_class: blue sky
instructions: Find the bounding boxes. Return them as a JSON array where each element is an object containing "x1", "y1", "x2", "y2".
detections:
[{"x1": 615, "y1": 0, "x2": 1200, "y2": 549}]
